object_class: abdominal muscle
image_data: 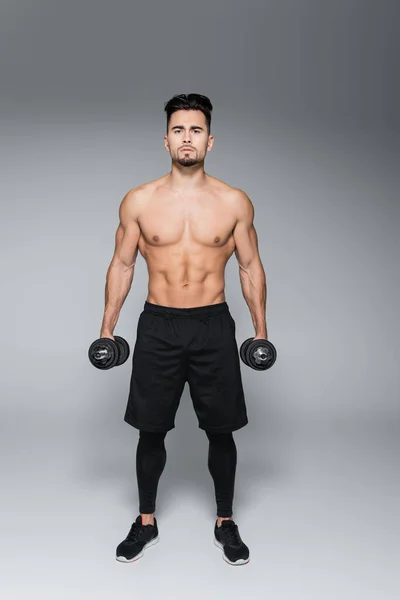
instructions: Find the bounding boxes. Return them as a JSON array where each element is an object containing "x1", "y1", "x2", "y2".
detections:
[{"x1": 141, "y1": 242, "x2": 232, "y2": 308}]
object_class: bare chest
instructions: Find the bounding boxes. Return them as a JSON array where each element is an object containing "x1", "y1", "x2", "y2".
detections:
[{"x1": 138, "y1": 199, "x2": 236, "y2": 247}]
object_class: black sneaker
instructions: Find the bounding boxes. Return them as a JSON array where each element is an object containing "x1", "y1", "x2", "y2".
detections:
[
  {"x1": 116, "y1": 515, "x2": 159, "y2": 562},
  {"x1": 214, "y1": 519, "x2": 250, "y2": 566}
]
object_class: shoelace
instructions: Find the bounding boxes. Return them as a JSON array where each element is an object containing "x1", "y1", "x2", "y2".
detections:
[
  {"x1": 126, "y1": 521, "x2": 147, "y2": 543},
  {"x1": 221, "y1": 522, "x2": 241, "y2": 546}
]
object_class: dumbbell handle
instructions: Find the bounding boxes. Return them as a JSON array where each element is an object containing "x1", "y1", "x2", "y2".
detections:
[
  {"x1": 93, "y1": 348, "x2": 111, "y2": 359},
  {"x1": 251, "y1": 345, "x2": 270, "y2": 365}
]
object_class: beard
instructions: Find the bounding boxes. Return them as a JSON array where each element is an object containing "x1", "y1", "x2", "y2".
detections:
[
  {"x1": 177, "y1": 157, "x2": 198, "y2": 167},
  {"x1": 175, "y1": 150, "x2": 202, "y2": 167}
]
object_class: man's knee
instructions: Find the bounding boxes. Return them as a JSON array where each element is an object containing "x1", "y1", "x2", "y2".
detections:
[
  {"x1": 205, "y1": 430, "x2": 234, "y2": 445},
  {"x1": 138, "y1": 430, "x2": 168, "y2": 446}
]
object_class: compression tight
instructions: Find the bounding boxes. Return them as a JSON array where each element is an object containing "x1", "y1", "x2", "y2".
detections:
[
  {"x1": 205, "y1": 430, "x2": 237, "y2": 518},
  {"x1": 136, "y1": 431, "x2": 168, "y2": 515},
  {"x1": 136, "y1": 430, "x2": 237, "y2": 518}
]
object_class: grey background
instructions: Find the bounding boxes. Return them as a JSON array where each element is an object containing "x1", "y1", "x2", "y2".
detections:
[{"x1": 1, "y1": 1, "x2": 399, "y2": 598}]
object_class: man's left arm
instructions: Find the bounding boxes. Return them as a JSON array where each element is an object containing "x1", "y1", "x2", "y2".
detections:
[{"x1": 232, "y1": 190, "x2": 268, "y2": 340}]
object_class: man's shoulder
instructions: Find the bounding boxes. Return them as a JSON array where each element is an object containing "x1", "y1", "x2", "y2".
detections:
[
  {"x1": 124, "y1": 175, "x2": 168, "y2": 200},
  {"x1": 121, "y1": 176, "x2": 169, "y2": 214},
  {"x1": 208, "y1": 176, "x2": 250, "y2": 203}
]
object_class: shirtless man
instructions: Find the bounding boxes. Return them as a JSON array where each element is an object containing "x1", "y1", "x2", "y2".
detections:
[{"x1": 100, "y1": 94, "x2": 268, "y2": 566}]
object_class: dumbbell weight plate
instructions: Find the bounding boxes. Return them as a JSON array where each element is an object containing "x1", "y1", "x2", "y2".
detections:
[
  {"x1": 239, "y1": 338, "x2": 253, "y2": 366},
  {"x1": 88, "y1": 338, "x2": 119, "y2": 370},
  {"x1": 245, "y1": 339, "x2": 277, "y2": 371},
  {"x1": 114, "y1": 336, "x2": 130, "y2": 366}
]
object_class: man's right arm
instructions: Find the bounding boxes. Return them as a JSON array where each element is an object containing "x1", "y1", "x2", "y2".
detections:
[{"x1": 100, "y1": 190, "x2": 141, "y2": 338}]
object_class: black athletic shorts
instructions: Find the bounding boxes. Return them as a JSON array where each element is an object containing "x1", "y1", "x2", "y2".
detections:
[{"x1": 124, "y1": 301, "x2": 249, "y2": 433}]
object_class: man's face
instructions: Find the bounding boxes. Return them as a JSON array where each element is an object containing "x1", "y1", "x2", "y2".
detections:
[{"x1": 164, "y1": 110, "x2": 214, "y2": 167}]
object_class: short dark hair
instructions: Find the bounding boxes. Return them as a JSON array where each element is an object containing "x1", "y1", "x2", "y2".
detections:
[{"x1": 164, "y1": 93, "x2": 213, "y2": 133}]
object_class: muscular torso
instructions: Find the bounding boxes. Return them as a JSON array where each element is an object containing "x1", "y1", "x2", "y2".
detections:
[{"x1": 135, "y1": 174, "x2": 238, "y2": 308}]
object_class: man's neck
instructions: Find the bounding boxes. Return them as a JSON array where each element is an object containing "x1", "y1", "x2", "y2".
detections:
[{"x1": 167, "y1": 163, "x2": 208, "y2": 192}]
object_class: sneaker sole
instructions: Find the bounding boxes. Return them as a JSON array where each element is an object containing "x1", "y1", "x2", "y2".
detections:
[
  {"x1": 116, "y1": 535, "x2": 160, "y2": 563},
  {"x1": 214, "y1": 537, "x2": 250, "y2": 566}
]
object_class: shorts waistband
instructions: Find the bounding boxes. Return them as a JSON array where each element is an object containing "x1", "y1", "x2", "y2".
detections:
[{"x1": 143, "y1": 301, "x2": 229, "y2": 319}]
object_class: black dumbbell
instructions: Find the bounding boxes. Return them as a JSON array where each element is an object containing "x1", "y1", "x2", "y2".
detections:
[
  {"x1": 88, "y1": 335, "x2": 130, "y2": 370},
  {"x1": 239, "y1": 337, "x2": 277, "y2": 371}
]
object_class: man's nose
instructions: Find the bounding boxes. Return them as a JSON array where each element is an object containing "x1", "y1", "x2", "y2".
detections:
[{"x1": 183, "y1": 132, "x2": 192, "y2": 143}]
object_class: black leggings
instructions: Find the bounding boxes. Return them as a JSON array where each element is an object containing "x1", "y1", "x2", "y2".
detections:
[{"x1": 136, "y1": 430, "x2": 237, "y2": 518}]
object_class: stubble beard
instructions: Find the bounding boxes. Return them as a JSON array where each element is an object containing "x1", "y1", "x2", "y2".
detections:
[
  {"x1": 175, "y1": 150, "x2": 204, "y2": 168},
  {"x1": 177, "y1": 158, "x2": 198, "y2": 167}
]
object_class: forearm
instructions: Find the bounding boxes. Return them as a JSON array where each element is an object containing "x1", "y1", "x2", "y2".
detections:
[
  {"x1": 100, "y1": 260, "x2": 134, "y2": 335},
  {"x1": 238, "y1": 258, "x2": 268, "y2": 338}
]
